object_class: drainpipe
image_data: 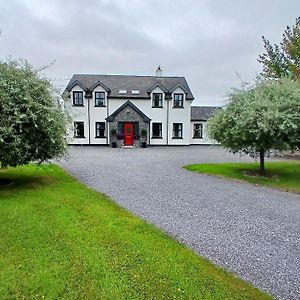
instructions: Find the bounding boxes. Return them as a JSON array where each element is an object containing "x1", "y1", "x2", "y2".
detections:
[
  {"x1": 148, "y1": 122, "x2": 150, "y2": 146},
  {"x1": 87, "y1": 95, "x2": 91, "y2": 145},
  {"x1": 166, "y1": 94, "x2": 170, "y2": 145},
  {"x1": 106, "y1": 96, "x2": 109, "y2": 145}
]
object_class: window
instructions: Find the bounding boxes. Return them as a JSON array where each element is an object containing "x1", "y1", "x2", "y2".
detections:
[
  {"x1": 74, "y1": 122, "x2": 84, "y2": 138},
  {"x1": 95, "y1": 92, "x2": 105, "y2": 106},
  {"x1": 133, "y1": 123, "x2": 139, "y2": 138},
  {"x1": 73, "y1": 91, "x2": 84, "y2": 106},
  {"x1": 118, "y1": 122, "x2": 124, "y2": 135},
  {"x1": 173, "y1": 123, "x2": 183, "y2": 138},
  {"x1": 173, "y1": 93, "x2": 184, "y2": 108},
  {"x1": 152, "y1": 93, "x2": 163, "y2": 107},
  {"x1": 152, "y1": 123, "x2": 162, "y2": 138},
  {"x1": 193, "y1": 123, "x2": 203, "y2": 139},
  {"x1": 119, "y1": 90, "x2": 127, "y2": 94},
  {"x1": 95, "y1": 122, "x2": 105, "y2": 138},
  {"x1": 131, "y1": 90, "x2": 140, "y2": 94}
]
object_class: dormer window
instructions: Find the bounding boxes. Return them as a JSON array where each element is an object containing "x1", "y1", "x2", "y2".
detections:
[
  {"x1": 95, "y1": 92, "x2": 105, "y2": 107},
  {"x1": 119, "y1": 90, "x2": 127, "y2": 94},
  {"x1": 73, "y1": 91, "x2": 84, "y2": 106},
  {"x1": 152, "y1": 93, "x2": 163, "y2": 108},
  {"x1": 131, "y1": 90, "x2": 140, "y2": 95},
  {"x1": 173, "y1": 93, "x2": 184, "y2": 108}
]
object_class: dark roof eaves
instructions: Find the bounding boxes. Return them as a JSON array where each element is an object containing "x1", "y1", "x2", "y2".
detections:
[
  {"x1": 89, "y1": 80, "x2": 111, "y2": 92},
  {"x1": 66, "y1": 79, "x2": 88, "y2": 92}
]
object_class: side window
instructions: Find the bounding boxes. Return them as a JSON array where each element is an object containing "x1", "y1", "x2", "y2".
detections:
[
  {"x1": 74, "y1": 122, "x2": 84, "y2": 138},
  {"x1": 73, "y1": 91, "x2": 84, "y2": 106},
  {"x1": 133, "y1": 123, "x2": 140, "y2": 138},
  {"x1": 117, "y1": 122, "x2": 124, "y2": 135}
]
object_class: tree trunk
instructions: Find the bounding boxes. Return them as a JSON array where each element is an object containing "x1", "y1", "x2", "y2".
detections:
[{"x1": 259, "y1": 149, "x2": 265, "y2": 175}]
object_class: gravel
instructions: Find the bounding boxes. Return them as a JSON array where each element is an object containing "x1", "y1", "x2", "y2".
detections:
[{"x1": 59, "y1": 146, "x2": 300, "y2": 300}]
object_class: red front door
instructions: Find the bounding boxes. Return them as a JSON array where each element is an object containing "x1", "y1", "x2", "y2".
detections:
[{"x1": 124, "y1": 123, "x2": 134, "y2": 146}]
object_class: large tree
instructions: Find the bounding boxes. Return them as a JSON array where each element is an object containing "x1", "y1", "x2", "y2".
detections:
[
  {"x1": 258, "y1": 17, "x2": 300, "y2": 80},
  {"x1": 208, "y1": 79, "x2": 300, "y2": 175},
  {"x1": 0, "y1": 60, "x2": 68, "y2": 167}
]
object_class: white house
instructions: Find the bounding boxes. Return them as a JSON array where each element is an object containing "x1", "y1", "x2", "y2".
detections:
[{"x1": 64, "y1": 67, "x2": 219, "y2": 147}]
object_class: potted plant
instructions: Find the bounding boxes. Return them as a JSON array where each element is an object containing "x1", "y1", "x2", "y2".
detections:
[
  {"x1": 140, "y1": 128, "x2": 147, "y2": 148},
  {"x1": 110, "y1": 128, "x2": 117, "y2": 148}
]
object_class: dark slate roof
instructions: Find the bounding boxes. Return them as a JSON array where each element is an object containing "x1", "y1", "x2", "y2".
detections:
[
  {"x1": 191, "y1": 106, "x2": 222, "y2": 121},
  {"x1": 65, "y1": 74, "x2": 194, "y2": 100}
]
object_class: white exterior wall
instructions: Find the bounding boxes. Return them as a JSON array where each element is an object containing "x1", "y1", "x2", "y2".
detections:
[
  {"x1": 66, "y1": 85, "x2": 208, "y2": 146},
  {"x1": 149, "y1": 87, "x2": 167, "y2": 145},
  {"x1": 89, "y1": 86, "x2": 108, "y2": 145},
  {"x1": 65, "y1": 85, "x2": 90, "y2": 145},
  {"x1": 190, "y1": 121, "x2": 217, "y2": 145},
  {"x1": 168, "y1": 87, "x2": 191, "y2": 145}
]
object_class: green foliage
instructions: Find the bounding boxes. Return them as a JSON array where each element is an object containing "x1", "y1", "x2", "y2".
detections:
[
  {"x1": 0, "y1": 164, "x2": 271, "y2": 299},
  {"x1": 258, "y1": 17, "x2": 300, "y2": 80},
  {"x1": 110, "y1": 128, "x2": 117, "y2": 136},
  {"x1": 0, "y1": 60, "x2": 68, "y2": 167},
  {"x1": 208, "y1": 79, "x2": 300, "y2": 158},
  {"x1": 141, "y1": 128, "x2": 147, "y2": 137}
]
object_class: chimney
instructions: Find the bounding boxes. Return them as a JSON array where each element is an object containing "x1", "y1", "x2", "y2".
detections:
[{"x1": 155, "y1": 65, "x2": 162, "y2": 77}]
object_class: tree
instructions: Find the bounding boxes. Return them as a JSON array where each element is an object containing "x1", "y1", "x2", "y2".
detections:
[
  {"x1": 258, "y1": 17, "x2": 300, "y2": 80},
  {"x1": 0, "y1": 60, "x2": 68, "y2": 167},
  {"x1": 208, "y1": 79, "x2": 300, "y2": 175}
]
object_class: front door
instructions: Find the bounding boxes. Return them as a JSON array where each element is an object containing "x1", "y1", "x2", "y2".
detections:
[{"x1": 124, "y1": 122, "x2": 134, "y2": 146}]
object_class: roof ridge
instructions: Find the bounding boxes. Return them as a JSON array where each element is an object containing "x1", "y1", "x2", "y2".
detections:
[{"x1": 73, "y1": 73, "x2": 184, "y2": 79}]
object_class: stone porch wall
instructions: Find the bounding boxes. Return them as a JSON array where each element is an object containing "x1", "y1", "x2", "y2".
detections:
[{"x1": 108, "y1": 104, "x2": 149, "y2": 147}]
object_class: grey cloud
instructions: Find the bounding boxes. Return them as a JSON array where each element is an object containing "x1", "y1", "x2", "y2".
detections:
[{"x1": 0, "y1": 0, "x2": 299, "y2": 105}]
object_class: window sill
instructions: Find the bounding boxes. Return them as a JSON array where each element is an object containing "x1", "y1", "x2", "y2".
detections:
[
  {"x1": 151, "y1": 137, "x2": 163, "y2": 139},
  {"x1": 94, "y1": 105, "x2": 106, "y2": 107},
  {"x1": 193, "y1": 137, "x2": 203, "y2": 139},
  {"x1": 152, "y1": 106, "x2": 163, "y2": 108},
  {"x1": 72, "y1": 105, "x2": 84, "y2": 107},
  {"x1": 173, "y1": 106, "x2": 184, "y2": 109},
  {"x1": 172, "y1": 137, "x2": 183, "y2": 139},
  {"x1": 74, "y1": 136, "x2": 85, "y2": 138},
  {"x1": 95, "y1": 136, "x2": 107, "y2": 139}
]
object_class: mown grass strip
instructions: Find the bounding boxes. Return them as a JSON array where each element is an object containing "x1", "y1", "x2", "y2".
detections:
[
  {"x1": 185, "y1": 161, "x2": 300, "y2": 194},
  {"x1": 0, "y1": 164, "x2": 271, "y2": 299}
]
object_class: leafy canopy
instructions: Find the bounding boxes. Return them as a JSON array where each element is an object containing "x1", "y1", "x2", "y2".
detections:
[
  {"x1": 258, "y1": 17, "x2": 300, "y2": 80},
  {"x1": 208, "y1": 79, "x2": 300, "y2": 157},
  {"x1": 0, "y1": 60, "x2": 68, "y2": 167}
]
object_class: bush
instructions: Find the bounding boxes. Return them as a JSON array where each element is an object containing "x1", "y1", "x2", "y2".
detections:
[{"x1": 0, "y1": 60, "x2": 68, "y2": 167}]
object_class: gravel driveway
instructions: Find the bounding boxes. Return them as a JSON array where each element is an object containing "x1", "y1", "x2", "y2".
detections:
[{"x1": 59, "y1": 146, "x2": 300, "y2": 300}]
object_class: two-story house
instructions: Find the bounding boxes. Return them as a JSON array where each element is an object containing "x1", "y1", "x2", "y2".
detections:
[{"x1": 64, "y1": 67, "x2": 219, "y2": 147}]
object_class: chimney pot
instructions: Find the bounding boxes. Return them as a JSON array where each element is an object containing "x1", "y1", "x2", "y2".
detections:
[{"x1": 155, "y1": 65, "x2": 162, "y2": 77}]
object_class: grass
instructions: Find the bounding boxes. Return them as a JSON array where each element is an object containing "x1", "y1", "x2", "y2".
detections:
[
  {"x1": 185, "y1": 161, "x2": 300, "y2": 194},
  {"x1": 0, "y1": 165, "x2": 271, "y2": 300}
]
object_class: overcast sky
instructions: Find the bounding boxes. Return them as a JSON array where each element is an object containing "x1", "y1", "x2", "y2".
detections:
[{"x1": 0, "y1": 0, "x2": 299, "y2": 105}]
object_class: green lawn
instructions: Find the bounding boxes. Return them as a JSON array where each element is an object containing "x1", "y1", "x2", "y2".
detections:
[
  {"x1": 185, "y1": 161, "x2": 300, "y2": 194},
  {"x1": 0, "y1": 165, "x2": 271, "y2": 299}
]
